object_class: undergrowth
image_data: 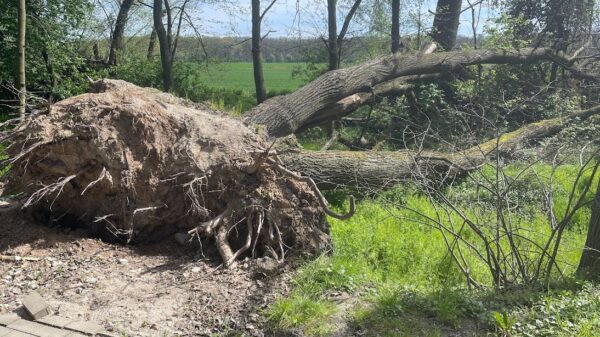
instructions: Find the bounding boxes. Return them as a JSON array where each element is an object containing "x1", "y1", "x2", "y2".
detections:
[{"x1": 267, "y1": 162, "x2": 599, "y2": 336}]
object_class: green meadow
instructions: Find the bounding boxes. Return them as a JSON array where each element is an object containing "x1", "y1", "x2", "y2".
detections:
[{"x1": 191, "y1": 62, "x2": 307, "y2": 92}]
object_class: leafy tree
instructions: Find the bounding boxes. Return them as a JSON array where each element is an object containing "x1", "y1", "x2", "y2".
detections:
[{"x1": 0, "y1": 0, "x2": 95, "y2": 110}]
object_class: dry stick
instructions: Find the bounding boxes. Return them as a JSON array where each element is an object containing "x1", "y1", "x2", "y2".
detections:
[
  {"x1": 0, "y1": 255, "x2": 39, "y2": 262},
  {"x1": 428, "y1": 193, "x2": 482, "y2": 288}
]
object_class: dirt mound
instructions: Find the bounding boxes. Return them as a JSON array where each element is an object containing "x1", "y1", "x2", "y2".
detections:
[{"x1": 3, "y1": 79, "x2": 330, "y2": 265}]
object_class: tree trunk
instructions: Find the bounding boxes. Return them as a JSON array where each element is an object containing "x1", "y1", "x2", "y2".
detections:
[
  {"x1": 327, "y1": 0, "x2": 338, "y2": 71},
  {"x1": 280, "y1": 104, "x2": 600, "y2": 189},
  {"x1": 578, "y1": 180, "x2": 600, "y2": 278},
  {"x1": 108, "y1": 0, "x2": 135, "y2": 66},
  {"x1": 147, "y1": 28, "x2": 157, "y2": 60},
  {"x1": 153, "y1": 0, "x2": 173, "y2": 92},
  {"x1": 18, "y1": 0, "x2": 26, "y2": 117},
  {"x1": 336, "y1": 0, "x2": 362, "y2": 66},
  {"x1": 252, "y1": 0, "x2": 267, "y2": 104},
  {"x1": 93, "y1": 43, "x2": 100, "y2": 61},
  {"x1": 244, "y1": 47, "x2": 561, "y2": 138},
  {"x1": 431, "y1": 0, "x2": 462, "y2": 51},
  {"x1": 391, "y1": 0, "x2": 400, "y2": 53},
  {"x1": 41, "y1": 48, "x2": 57, "y2": 101}
]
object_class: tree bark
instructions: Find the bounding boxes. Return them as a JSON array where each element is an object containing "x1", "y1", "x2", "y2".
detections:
[
  {"x1": 18, "y1": 0, "x2": 26, "y2": 117},
  {"x1": 108, "y1": 0, "x2": 135, "y2": 66},
  {"x1": 326, "y1": 0, "x2": 362, "y2": 71},
  {"x1": 327, "y1": 0, "x2": 338, "y2": 71},
  {"x1": 431, "y1": 0, "x2": 462, "y2": 51},
  {"x1": 279, "y1": 104, "x2": 600, "y2": 189},
  {"x1": 252, "y1": 0, "x2": 267, "y2": 104},
  {"x1": 578, "y1": 179, "x2": 600, "y2": 278},
  {"x1": 93, "y1": 43, "x2": 100, "y2": 61},
  {"x1": 147, "y1": 28, "x2": 157, "y2": 60},
  {"x1": 245, "y1": 47, "x2": 562, "y2": 138},
  {"x1": 41, "y1": 48, "x2": 57, "y2": 101},
  {"x1": 391, "y1": 0, "x2": 400, "y2": 53},
  {"x1": 153, "y1": 0, "x2": 173, "y2": 92}
]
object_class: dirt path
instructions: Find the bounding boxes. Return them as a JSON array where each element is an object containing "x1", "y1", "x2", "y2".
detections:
[{"x1": 0, "y1": 206, "x2": 292, "y2": 336}]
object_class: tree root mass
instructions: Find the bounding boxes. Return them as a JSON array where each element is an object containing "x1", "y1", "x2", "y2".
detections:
[{"x1": 3, "y1": 80, "x2": 332, "y2": 266}]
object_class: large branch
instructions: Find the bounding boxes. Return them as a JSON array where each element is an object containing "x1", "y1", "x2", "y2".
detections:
[
  {"x1": 245, "y1": 48, "x2": 562, "y2": 138},
  {"x1": 298, "y1": 45, "x2": 439, "y2": 131},
  {"x1": 297, "y1": 74, "x2": 440, "y2": 132},
  {"x1": 279, "y1": 105, "x2": 600, "y2": 189}
]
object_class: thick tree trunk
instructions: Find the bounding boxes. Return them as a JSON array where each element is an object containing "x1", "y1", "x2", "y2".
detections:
[
  {"x1": 578, "y1": 179, "x2": 600, "y2": 278},
  {"x1": 252, "y1": 0, "x2": 267, "y2": 104},
  {"x1": 327, "y1": 0, "x2": 338, "y2": 71},
  {"x1": 108, "y1": 0, "x2": 135, "y2": 66},
  {"x1": 280, "y1": 104, "x2": 600, "y2": 189},
  {"x1": 18, "y1": 0, "x2": 26, "y2": 117},
  {"x1": 153, "y1": 0, "x2": 173, "y2": 92},
  {"x1": 431, "y1": 0, "x2": 462, "y2": 51},
  {"x1": 391, "y1": 0, "x2": 400, "y2": 53},
  {"x1": 245, "y1": 47, "x2": 561, "y2": 138}
]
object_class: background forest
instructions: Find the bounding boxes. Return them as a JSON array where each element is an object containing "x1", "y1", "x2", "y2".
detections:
[{"x1": 2, "y1": 0, "x2": 600, "y2": 336}]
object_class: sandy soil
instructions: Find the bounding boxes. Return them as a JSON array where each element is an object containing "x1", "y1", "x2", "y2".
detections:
[{"x1": 0, "y1": 204, "x2": 293, "y2": 336}]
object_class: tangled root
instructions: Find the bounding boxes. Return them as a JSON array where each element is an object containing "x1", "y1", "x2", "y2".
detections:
[
  {"x1": 2, "y1": 80, "x2": 354, "y2": 267},
  {"x1": 175, "y1": 148, "x2": 355, "y2": 267}
]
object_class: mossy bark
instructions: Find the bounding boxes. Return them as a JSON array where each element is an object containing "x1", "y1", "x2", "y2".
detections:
[{"x1": 280, "y1": 105, "x2": 600, "y2": 189}]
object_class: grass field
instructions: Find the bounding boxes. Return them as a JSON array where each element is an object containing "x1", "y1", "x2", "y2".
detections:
[
  {"x1": 164, "y1": 61, "x2": 312, "y2": 113},
  {"x1": 113, "y1": 59, "x2": 311, "y2": 113},
  {"x1": 189, "y1": 62, "x2": 307, "y2": 93}
]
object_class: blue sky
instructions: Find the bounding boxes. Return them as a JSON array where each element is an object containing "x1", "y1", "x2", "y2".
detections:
[{"x1": 190, "y1": 0, "x2": 495, "y2": 38}]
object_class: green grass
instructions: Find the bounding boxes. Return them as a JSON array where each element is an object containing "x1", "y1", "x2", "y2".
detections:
[
  {"x1": 173, "y1": 61, "x2": 310, "y2": 113},
  {"x1": 267, "y1": 162, "x2": 600, "y2": 336},
  {"x1": 189, "y1": 62, "x2": 307, "y2": 93},
  {"x1": 112, "y1": 57, "x2": 312, "y2": 113}
]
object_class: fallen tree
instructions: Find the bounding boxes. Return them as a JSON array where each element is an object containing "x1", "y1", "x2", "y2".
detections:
[
  {"x1": 280, "y1": 104, "x2": 600, "y2": 189},
  {"x1": 244, "y1": 47, "x2": 573, "y2": 137},
  {"x1": 1, "y1": 46, "x2": 595, "y2": 266}
]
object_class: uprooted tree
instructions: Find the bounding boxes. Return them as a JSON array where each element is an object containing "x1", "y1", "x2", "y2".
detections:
[{"x1": 2, "y1": 46, "x2": 598, "y2": 267}]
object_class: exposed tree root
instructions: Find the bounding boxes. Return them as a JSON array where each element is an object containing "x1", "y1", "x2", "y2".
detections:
[{"x1": 3, "y1": 80, "x2": 340, "y2": 267}]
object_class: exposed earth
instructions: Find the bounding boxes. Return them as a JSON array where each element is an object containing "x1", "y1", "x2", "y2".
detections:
[{"x1": 0, "y1": 202, "x2": 295, "y2": 336}]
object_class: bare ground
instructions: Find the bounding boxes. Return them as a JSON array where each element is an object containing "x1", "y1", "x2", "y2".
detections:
[{"x1": 0, "y1": 204, "x2": 294, "y2": 336}]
